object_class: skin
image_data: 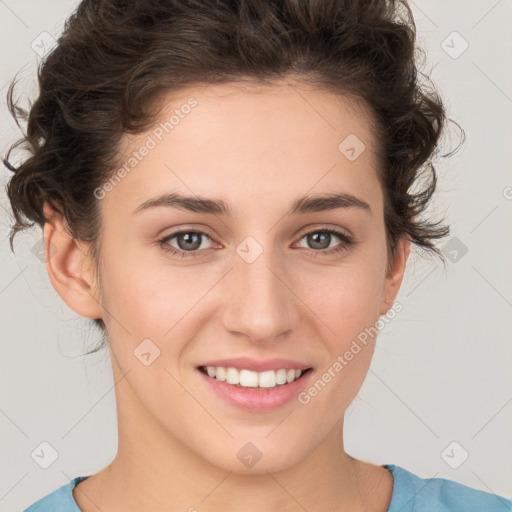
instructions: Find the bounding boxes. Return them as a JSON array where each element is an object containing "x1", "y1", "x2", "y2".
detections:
[{"x1": 43, "y1": 78, "x2": 411, "y2": 512}]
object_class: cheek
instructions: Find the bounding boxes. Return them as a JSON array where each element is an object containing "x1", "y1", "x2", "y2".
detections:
[
  {"x1": 298, "y1": 258, "x2": 385, "y2": 342},
  {"x1": 301, "y1": 284, "x2": 380, "y2": 419},
  {"x1": 297, "y1": 260, "x2": 385, "y2": 400},
  {"x1": 100, "y1": 251, "x2": 200, "y2": 333}
]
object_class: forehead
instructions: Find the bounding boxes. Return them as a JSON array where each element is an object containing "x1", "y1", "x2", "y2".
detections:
[
  {"x1": 107, "y1": 78, "x2": 383, "y2": 217},
  {"x1": 156, "y1": 78, "x2": 380, "y2": 149}
]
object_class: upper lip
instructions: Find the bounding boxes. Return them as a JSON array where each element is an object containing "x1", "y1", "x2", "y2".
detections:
[{"x1": 198, "y1": 357, "x2": 312, "y2": 372}]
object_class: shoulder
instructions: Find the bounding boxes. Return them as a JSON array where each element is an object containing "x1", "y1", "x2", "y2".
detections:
[
  {"x1": 385, "y1": 464, "x2": 512, "y2": 512},
  {"x1": 23, "y1": 476, "x2": 89, "y2": 512}
]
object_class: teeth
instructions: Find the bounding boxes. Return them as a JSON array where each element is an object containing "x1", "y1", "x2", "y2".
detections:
[
  {"x1": 240, "y1": 369, "x2": 259, "y2": 387},
  {"x1": 258, "y1": 370, "x2": 276, "y2": 388},
  {"x1": 226, "y1": 367, "x2": 240, "y2": 385},
  {"x1": 203, "y1": 366, "x2": 306, "y2": 389},
  {"x1": 276, "y1": 368, "x2": 287, "y2": 385},
  {"x1": 216, "y1": 367, "x2": 226, "y2": 382}
]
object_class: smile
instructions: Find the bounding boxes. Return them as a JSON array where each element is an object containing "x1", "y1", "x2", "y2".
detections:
[{"x1": 196, "y1": 357, "x2": 314, "y2": 410}]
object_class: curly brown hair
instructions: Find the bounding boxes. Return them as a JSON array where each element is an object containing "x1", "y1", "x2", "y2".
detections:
[{"x1": 3, "y1": 0, "x2": 462, "y2": 337}]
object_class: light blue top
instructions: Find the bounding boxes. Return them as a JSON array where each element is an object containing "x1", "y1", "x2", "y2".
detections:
[{"x1": 24, "y1": 464, "x2": 512, "y2": 511}]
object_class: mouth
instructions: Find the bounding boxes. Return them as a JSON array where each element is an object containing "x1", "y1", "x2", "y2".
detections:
[{"x1": 197, "y1": 365, "x2": 313, "y2": 390}]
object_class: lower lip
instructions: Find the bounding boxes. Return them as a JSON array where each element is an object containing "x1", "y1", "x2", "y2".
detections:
[{"x1": 197, "y1": 368, "x2": 313, "y2": 411}]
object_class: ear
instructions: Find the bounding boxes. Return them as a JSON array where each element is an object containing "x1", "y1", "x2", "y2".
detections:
[
  {"x1": 42, "y1": 201, "x2": 104, "y2": 320},
  {"x1": 379, "y1": 235, "x2": 412, "y2": 316}
]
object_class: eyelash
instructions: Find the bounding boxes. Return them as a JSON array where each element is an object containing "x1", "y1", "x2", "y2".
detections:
[{"x1": 157, "y1": 228, "x2": 354, "y2": 259}]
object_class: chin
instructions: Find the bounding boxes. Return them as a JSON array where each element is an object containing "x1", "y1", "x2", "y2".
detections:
[{"x1": 196, "y1": 438, "x2": 307, "y2": 475}]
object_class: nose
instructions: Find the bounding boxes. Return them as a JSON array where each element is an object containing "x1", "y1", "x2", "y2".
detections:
[{"x1": 220, "y1": 241, "x2": 299, "y2": 345}]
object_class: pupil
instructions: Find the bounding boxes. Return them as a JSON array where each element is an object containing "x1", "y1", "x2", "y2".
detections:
[
  {"x1": 309, "y1": 232, "x2": 330, "y2": 249},
  {"x1": 179, "y1": 232, "x2": 201, "y2": 250}
]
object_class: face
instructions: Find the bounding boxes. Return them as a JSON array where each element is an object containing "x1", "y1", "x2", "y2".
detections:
[{"x1": 57, "y1": 79, "x2": 409, "y2": 474}]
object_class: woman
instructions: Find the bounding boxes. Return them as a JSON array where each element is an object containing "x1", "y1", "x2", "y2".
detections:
[{"x1": 4, "y1": 0, "x2": 511, "y2": 511}]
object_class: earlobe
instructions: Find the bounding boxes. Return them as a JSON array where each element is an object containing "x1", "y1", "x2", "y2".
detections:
[
  {"x1": 42, "y1": 202, "x2": 104, "y2": 320},
  {"x1": 379, "y1": 236, "x2": 412, "y2": 315}
]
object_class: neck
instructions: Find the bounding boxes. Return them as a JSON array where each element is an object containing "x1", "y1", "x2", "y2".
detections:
[{"x1": 76, "y1": 366, "x2": 381, "y2": 512}]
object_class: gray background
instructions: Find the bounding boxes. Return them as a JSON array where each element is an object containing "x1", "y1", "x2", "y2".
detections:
[{"x1": 1, "y1": 1, "x2": 511, "y2": 510}]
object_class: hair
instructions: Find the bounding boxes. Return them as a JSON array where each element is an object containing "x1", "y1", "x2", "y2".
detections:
[{"x1": 3, "y1": 0, "x2": 463, "y2": 348}]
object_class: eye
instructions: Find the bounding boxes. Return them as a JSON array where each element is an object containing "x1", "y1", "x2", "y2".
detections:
[
  {"x1": 157, "y1": 227, "x2": 355, "y2": 259},
  {"x1": 157, "y1": 230, "x2": 216, "y2": 258},
  {"x1": 295, "y1": 228, "x2": 354, "y2": 256}
]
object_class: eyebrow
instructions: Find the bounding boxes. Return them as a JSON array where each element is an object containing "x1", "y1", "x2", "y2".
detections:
[{"x1": 133, "y1": 191, "x2": 372, "y2": 216}]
